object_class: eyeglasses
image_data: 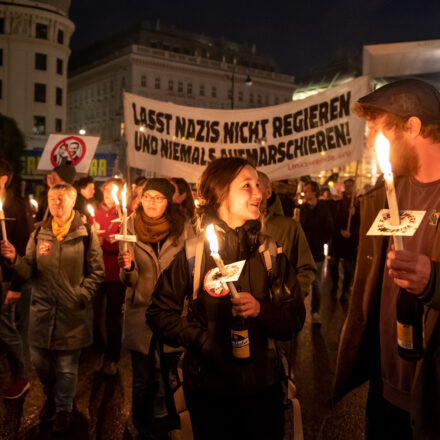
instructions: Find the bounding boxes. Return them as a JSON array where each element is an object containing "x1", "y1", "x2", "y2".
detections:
[{"x1": 142, "y1": 194, "x2": 166, "y2": 203}]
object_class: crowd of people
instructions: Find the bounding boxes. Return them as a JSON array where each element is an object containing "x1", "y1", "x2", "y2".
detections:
[{"x1": 0, "y1": 78, "x2": 440, "y2": 439}]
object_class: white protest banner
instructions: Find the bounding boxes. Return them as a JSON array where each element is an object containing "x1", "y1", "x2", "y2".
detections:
[
  {"x1": 37, "y1": 134, "x2": 100, "y2": 174},
  {"x1": 124, "y1": 76, "x2": 370, "y2": 181}
]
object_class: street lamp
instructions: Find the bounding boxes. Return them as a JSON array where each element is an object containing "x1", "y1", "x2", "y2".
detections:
[{"x1": 230, "y1": 65, "x2": 253, "y2": 109}]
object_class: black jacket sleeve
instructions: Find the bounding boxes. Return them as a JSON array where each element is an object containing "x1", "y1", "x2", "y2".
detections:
[
  {"x1": 146, "y1": 249, "x2": 207, "y2": 350},
  {"x1": 256, "y1": 252, "x2": 306, "y2": 340}
]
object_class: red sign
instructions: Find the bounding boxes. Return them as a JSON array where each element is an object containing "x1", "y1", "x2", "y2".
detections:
[
  {"x1": 203, "y1": 268, "x2": 230, "y2": 298},
  {"x1": 38, "y1": 241, "x2": 52, "y2": 256},
  {"x1": 50, "y1": 136, "x2": 86, "y2": 167}
]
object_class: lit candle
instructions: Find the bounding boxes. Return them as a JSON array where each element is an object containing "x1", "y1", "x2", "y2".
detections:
[
  {"x1": 374, "y1": 133, "x2": 403, "y2": 250},
  {"x1": 0, "y1": 198, "x2": 7, "y2": 241},
  {"x1": 111, "y1": 184, "x2": 123, "y2": 219},
  {"x1": 29, "y1": 197, "x2": 38, "y2": 211},
  {"x1": 87, "y1": 204, "x2": 98, "y2": 230},
  {"x1": 206, "y1": 224, "x2": 239, "y2": 298},
  {"x1": 121, "y1": 184, "x2": 128, "y2": 252}
]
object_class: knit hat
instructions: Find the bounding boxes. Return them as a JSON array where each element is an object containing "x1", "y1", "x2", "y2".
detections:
[
  {"x1": 144, "y1": 178, "x2": 175, "y2": 203},
  {"x1": 358, "y1": 79, "x2": 440, "y2": 125},
  {"x1": 53, "y1": 163, "x2": 76, "y2": 184}
]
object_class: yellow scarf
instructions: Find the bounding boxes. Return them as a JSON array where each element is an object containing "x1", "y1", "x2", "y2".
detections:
[{"x1": 52, "y1": 211, "x2": 75, "y2": 242}]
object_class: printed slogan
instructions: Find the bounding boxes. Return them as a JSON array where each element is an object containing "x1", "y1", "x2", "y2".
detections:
[{"x1": 124, "y1": 76, "x2": 370, "y2": 181}]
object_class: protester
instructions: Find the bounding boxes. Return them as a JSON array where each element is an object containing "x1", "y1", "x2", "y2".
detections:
[
  {"x1": 35, "y1": 163, "x2": 76, "y2": 221},
  {"x1": 334, "y1": 79, "x2": 440, "y2": 439},
  {"x1": 299, "y1": 180, "x2": 333, "y2": 324},
  {"x1": 1, "y1": 183, "x2": 104, "y2": 434},
  {"x1": 75, "y1": 176, "x2": 95, "y2": 217},
  {"x1": 170, "y1": 177, "x2": 195, "y2": 223},
  {"x1": 92, "y1": 178, "x2": 126, "y2": 376},
  {"x1": 329, "y1": 178, "x2": 360, "y2": 301},
  {"x1": 118, "y1": 178, "x2": 187, "y2": 440},
  {"x1": 258, "y1": 171, "x2": 316, "y2": 299},
  {"x1": 0, "y1": 159, "x2": 34, "y2": 399},
  {"x1": 147, "y1": 158, "x2": 305, "y2": 440},
  {"x1": 129, "y1": 176, "x2": 147, "y2": 212}
]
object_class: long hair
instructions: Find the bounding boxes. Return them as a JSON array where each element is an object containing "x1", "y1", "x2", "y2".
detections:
[
  {"x1": 196, "y1": 157, "x2": 255, "y2": 224},
  {"x1": 170, "y1": 177, "x2": 195, "y2": 221},
  {"x1": 136, "y1": 188, "x2": 186, "y2": 242}
]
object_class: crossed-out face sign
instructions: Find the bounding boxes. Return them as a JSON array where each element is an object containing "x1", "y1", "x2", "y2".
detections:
[
  {"x1": 37, "y1": 134, "x2": 100, "y2": 174},
  {"x1": 51, "y1": 136, "x2": 86, "y2": 167}
]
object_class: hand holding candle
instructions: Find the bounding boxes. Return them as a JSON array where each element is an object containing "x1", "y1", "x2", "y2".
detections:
[
  {"x1": 374, "y1": 133, "x2": 404, "y2": 251},
  {"x1": 206, "y1": 224, "x2": 239, "y2": 299},
  {"x1": 87, "y1": 204, "x2": 97, "y2": 228}
]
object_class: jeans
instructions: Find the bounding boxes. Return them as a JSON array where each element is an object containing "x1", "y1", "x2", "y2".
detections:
[
  {"x1": 131, "y1": 350, "x2": 155, "y2": 440},
  {"x1": 30, "y1": 346, "x2": 80, "y2": 412},
  {"x1": 311, "y1": 261, "x2": 323, "y2": 314},
  {"x1": 93, "y1": 281, "x2": 126, "y2": 362},
  {"x1": 0, "y1": 282, "x2": 29, "y2": 378}
]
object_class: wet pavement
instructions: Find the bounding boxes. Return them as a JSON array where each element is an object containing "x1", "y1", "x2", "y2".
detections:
[{"x1": 0, "y1": 259, "x2": 367, "y2": 440}]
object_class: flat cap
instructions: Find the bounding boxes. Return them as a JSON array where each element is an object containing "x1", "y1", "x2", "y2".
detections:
[{"x1": 358, "y1": 79, "x2": 440, "y2": 125}]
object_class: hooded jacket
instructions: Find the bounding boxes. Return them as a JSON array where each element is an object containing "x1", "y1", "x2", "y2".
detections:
[
  {"x1": 146, "y1": 217, "x2": 305, "y2": 397},
  {"x1": 263, "y1": 195, "x2": 316, "y2": 298},
  {"x1": 9, "y1": 211, "x2": 104, "y2": 350}
]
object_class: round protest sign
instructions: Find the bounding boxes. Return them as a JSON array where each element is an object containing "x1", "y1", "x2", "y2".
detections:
[{"x1": 50, "y1": 136, "x2": 86, "y2": 167}]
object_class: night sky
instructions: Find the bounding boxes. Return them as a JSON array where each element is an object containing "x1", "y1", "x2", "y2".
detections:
[{"x1": 69, "y1": 0, "x2": 440, "y2": 81}]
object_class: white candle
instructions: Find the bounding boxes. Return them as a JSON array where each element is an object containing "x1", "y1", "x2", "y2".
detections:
[
  {"x1": 121, "y1": 184, "x2": 128, "y2": 252},
  {"x1": 374, "y1": 133, "x2": 403, "y2": 250},
  {"x1": 206, "y1": 224, "x2": 239, "y2": 298},
  {"x1": 111, "y1": 184, "x2": 123, "y2": 219},
  {"x1": 87, "y1": 204, "x2": 98, "y2": 230},
  {"x1": 0, "y1": 198, "x2": 7, "y2": 241}
]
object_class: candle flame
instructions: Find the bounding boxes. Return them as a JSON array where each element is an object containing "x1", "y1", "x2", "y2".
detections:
[
  {"x1": 206, "y1": 224, "x2": 219, "y2": 255},
  {"x1": 30, "y1": 198, "x2": 38, "y2": 209},
  {"x1": 111, "y1": 184, "x2": 120, "y2": 206},
  {"x1": 194, "y1": 199, "x2": 199, "y2": 208},
  {"x1": 87, "y1": 204, "x2": 95, "y2": 217},
  {"x1": 0, "y1": 198, "x2": 3, "y2": 211},
  {"x1": 122, "y1": 184, "x2": 127, "y2": 211},
  {"x1": 374, "y1": 133, "x2": 393, "y2": 176}
]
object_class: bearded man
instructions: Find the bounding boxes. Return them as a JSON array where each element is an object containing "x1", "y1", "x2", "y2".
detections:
[{"x1": 333, "y1": 79, "x2": 440, "y2": 439}]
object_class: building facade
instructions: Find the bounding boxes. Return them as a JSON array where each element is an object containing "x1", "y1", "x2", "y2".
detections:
[
  {"x1": 0, "y1": 0, "x2": 74, "y2": 150},
  {"x1": 67, "y1": 21, "x2": 296, "y2": 164}
]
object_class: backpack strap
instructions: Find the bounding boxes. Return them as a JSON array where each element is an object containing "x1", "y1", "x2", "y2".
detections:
[
  {"x1": 258, "y1": 235, "x2": 282, "y2": 272},
  {"x1": 184, "y1": 235, "x2": 205, "y2": 300}
]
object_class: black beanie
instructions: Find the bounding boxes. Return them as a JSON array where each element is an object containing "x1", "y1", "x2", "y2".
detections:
[
  {"x1": 53, "y1": 163, "x2": 76, "y2": 184},
  {"x1": 144, "y1": 178, "x2": 175, "y2": 203}
]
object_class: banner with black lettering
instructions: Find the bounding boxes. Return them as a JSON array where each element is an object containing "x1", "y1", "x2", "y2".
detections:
[{"x1": 124, "y1": 76, "x2": 370, "y2": 181}]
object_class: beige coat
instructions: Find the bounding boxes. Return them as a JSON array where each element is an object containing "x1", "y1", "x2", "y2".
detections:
[{"x1": 120, "y1": 213, "x2": 188, "y2": 355}]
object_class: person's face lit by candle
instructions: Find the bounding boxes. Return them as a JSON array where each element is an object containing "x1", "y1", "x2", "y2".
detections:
[
  {"x1": 102, "y1": 183, "x2": 116, "y2": 209},
  {"x1": 217, "y1": 165, "x2": 262, "y2": 228},
  {"x1": 367, "y1": 117, "x2": 419, "y2": 177},
  {"x1": 141, "y1": 190, "x2": 167, "y2": 220}
]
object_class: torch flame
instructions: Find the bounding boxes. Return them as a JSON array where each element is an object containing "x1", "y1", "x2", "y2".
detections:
[
  {"x1": 111, "y1": 184, "x2": 120, "y2": 206},
  {"x1": 87, "y1": 204, "x2": 95, "y2": 217},
  {"x1": 374, "y1": 133, "x2": 393, "y2": 176},
  {"x1": 122, "y1": 184, "x2": 127, "y2": 211},
  {"x1": 206, "y1": 224, "x2": 219, "y2": 255}
]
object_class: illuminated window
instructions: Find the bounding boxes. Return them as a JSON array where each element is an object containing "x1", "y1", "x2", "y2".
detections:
[{"x1": 33, "y1": 116, "x2": 46, "y2": 134}]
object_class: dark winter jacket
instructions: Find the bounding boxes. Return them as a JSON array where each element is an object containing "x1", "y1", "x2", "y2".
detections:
[
  {"x1": 146, "y1": 217, "x2": 305, "y2": 397},
  {"x1": 300, "y1": 200, "x2": 334, "y2": 262}
]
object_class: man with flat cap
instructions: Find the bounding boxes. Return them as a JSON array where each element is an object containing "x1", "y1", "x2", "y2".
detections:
[{"x1": 334, "y1": 79, "x2": 440, "y2": 439}]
